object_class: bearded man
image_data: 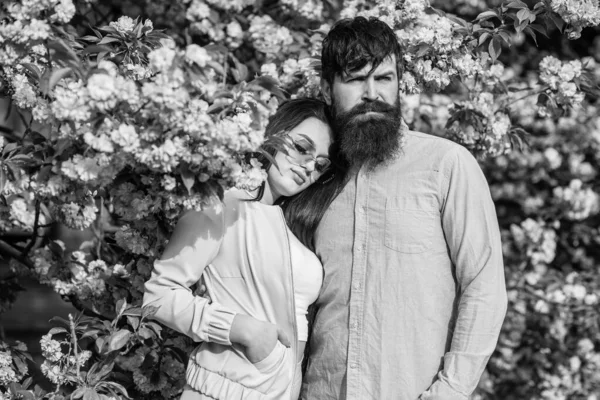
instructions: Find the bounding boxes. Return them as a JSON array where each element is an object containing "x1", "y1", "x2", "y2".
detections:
[{"x1": 301, "y1": 17, "x2": 508, "y2": 400}]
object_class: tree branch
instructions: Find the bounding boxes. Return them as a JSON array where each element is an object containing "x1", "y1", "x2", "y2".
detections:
[
  {"x1": 0, "y1": 239, "x2": 34, "y2": 269},
  {"x1": 22, "y1": 199, "x2": 41, "y2": 257}
]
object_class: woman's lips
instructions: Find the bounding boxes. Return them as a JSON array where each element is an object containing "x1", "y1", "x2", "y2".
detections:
[{"x1": 291, "y1": 169, "x2": 307, "y2": 185}]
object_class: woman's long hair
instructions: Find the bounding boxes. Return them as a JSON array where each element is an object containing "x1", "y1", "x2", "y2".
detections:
[
  {"x1": 252, "y1": 98, "x2": 347, "y2": 252},
  {"x1": 279, "y1": 153, "x2": 346, "y2": 252}
]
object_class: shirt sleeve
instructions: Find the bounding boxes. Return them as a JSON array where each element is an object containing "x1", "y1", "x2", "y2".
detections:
[
  {"x1": 419, "y1": 145, "x2": 508, "y2": 400},
  {"x1": 142, "y1": 206, "x2": 237, "y2": 345}
]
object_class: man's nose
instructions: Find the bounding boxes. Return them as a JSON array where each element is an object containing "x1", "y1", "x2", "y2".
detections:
[{"x1": 362, "y1": 79, "x2": 378, "y2": 101}]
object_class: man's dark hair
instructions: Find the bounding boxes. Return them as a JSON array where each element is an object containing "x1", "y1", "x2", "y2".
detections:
[{"x1": 321, "y1": 16, "x2": 403, "y2": 84}]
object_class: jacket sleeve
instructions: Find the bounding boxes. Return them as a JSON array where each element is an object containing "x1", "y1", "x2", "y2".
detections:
[
  {"x1": 419, "y1": 146, "x2": 508, "y2": 400},
  {"x1": 143, "y1": 206, "x2": 237, "y2": 345}
]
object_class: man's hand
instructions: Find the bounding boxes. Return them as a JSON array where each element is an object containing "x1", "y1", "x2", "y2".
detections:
[{"x1": 229, "y1": 314, "x2": 291, "y2": 363}]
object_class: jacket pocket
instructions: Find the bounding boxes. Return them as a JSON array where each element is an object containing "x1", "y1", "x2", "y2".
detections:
[
  {"x1": 251, "y1": 341, "x2": 286, "y2": 374},
  {"x1": 384, "y1": 196, "x2": 439, "y2": 254}
]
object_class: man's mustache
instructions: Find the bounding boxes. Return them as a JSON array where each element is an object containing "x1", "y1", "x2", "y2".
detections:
[{"x1": 338, "y1": 100, "x2": 397, "y2": 119}]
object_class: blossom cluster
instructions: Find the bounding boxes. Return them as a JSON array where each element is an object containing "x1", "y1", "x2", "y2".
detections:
[
  {"x1": 553, "y1": 179, "x2": 600, "y2": 221},
  {"x1": 280, "y1": 0, "x2": 324, "y2": 20},
  {"x1": 510, "y1": 218, "x2": 558, "y2": 267},
  {"x1": 550, "y1": 0, "x2": 600, "y2": 39},
  {"x1": 40, "y1": 332, "x2": 92, "y2": 385},
  {"x1": 538, "y1": 56, "x2": 586, "y2": 110},
  {"x1": 446, "y1": 92, "x2": 513, "y2": 158},
  {"x1": 0, "y1": 341, "x2": 28, "y2": 397}
]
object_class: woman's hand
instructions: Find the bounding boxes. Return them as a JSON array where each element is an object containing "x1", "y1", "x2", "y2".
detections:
[{"x1": 230, "y1": 314, "x2": 291, "y2": 363}]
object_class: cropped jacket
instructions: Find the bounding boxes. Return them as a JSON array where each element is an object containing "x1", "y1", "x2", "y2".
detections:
[{"x1": 143, "y1": 190, "x2": 298, "y2": 399}]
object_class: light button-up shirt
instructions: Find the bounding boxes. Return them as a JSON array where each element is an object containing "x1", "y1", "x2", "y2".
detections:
[{"x1": 301, "y1": 129, "x2": 507, "y2": 400}]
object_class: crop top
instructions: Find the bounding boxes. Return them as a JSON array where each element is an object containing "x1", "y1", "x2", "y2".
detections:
[{"x1": 288, "y1": 229, "x2": 323, "y2": 342}]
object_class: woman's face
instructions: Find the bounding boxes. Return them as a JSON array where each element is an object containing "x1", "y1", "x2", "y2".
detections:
[{"x1": 267, "y1": 117, "x2": 332, "y2": 200}]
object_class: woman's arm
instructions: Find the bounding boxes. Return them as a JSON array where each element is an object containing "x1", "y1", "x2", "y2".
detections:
[
  {"x1": 143, "y1": 207, "x2": 236, "y2": 345},
  {"x1": 143, "y1": 206, "x2": 291, "y2": 359}
]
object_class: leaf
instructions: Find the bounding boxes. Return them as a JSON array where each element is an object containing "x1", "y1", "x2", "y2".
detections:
[
  {"x1": 415, "y1": 44, "x2": 431, "y2": 58},
  {"x1": 478, "y1": 32, "x2": 491, "y2": 46},
  {"x1": 13, "y1": 355, "x2": 28, "y2": 375},
  {"x1": 115, "y1": 299, "x2": 127, "y2": 319},
  {"x1": 83, "y1": 389, "x2": 101, "y2": 400},
  {"x1": 72, "y1": 387, "x2": 86, "y2": 399},
  {"x1": 0, "y1": 167, "x2": 6, "y2": 194},
  {"x1": 95, "y1": 337, "x2": 105, "y2": 353},
  {"x1": 81, "y1": 329, "x2": 101, "y2": 339},
  {"x1": 80, "y1": 35, "x2": 101, "y2": 42},
  {"x1": 6, "y1": 154, "x2": 35, "y2": 167},
  {"x1": 207, "y1": 60, "x2": 226, "y2": 76},
  {"x1": 47, "y1": 39, "x2": 80, "y2": 63},
  {"x1": 98, "y1": 36, "x2": 120, "y2": 45},
  {"x1": 488, "y1": 37, "x2": 502, "y2": 62},
  {"x1": 497, "y1": 30, "x2": 512, "y2": 46},
  {"x1": 48, "y1": 67, "x2": 73, "y2": 92},
  {"x1": 49, "y1": 316, "x2": 70, "y2": 327},
  {"x1": 446, "y1": 14, "x2": 469, "y2": 29},
  {"x1": 22, "y1": 377, "x2": 33, "y2": 389},
  {"x1": 82, "y1": 45, "x2": 113, "y2": 56},
  {"x1": 548, "y1": 12, "x2": 565, "y2": 31},
  {"x1": 475, "y1": 10, "x2": 499, "y2": 21},
  {"x1": 108, "y1": 330, "x2": 132, "y2": 352},
  {"x1": 506, "y1": 0, "x2": 528, "y2": 9},
  {"x1": 15, "y1": 391, "x2": 35, "y2": 400},
  {"x1": 88, "y1": 361, "x2": 114, "y2": 385},
  {"x1": 48, "y1": 240, "x2": 65, "y2": 259},
  {"x1": 514, "y1": 19, "x2": 528, "y2": 34},
  {"x1": 230, "y1": 55, "x2": 249, "y2": 83},
  {"x1": 21, "y1": 63, "x2": 43, "y2": 80},
  {"x1": 122, "y1": 307, "x2": 142, "y2": 317},
  {"x1": 2, "y1": 141, "x2": 16, "y2": 155},
  {"x1": 523, "y1": 26, "x2": 539, "y2": 46},
  {"x1": 48, "y1": 327, "x2": 68, "y2": 335},
  {"x1": 36, "y1": 165, "x2": 52, "y2": 183},
  {"x1": 516, "y1": 9, "x2": 530, "y2": 23},
  {"x1": 180, "y1": 164, "x2": 196, "y2": 195},
  {"x1": 528, "y1": 23, "x2": 549, "y2": 37},
  {"x1": 98, "y1": 381, "x2": 130, "y2": 398},
  {"x1": 137, "y1": 326, "x2": 154, "y2": 339},
  {"x1": 145, "y1": 321, "x2": 163, "y2": 337},
  {"x1": 126, "y1": 315, "x2": 140, "y2": 330},
  {"x1": 249, "y1": 76, "x2": 288, "y2": 100},
  {"x1": 141, "y1": 305, "x2": 159, "y2": 319}
]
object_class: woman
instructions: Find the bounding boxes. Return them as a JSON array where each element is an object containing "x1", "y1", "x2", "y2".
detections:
[{"x1": 143, "y1": 98, "x2": 342, "y2": 400}]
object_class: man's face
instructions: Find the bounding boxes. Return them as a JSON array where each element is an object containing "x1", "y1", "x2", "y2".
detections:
[
  {"x1": 321, "y1": 55, "x2": 403, "y2": 170},
  {"x1": 322, "y1": 55, "x2": 399, "y2": 114}
]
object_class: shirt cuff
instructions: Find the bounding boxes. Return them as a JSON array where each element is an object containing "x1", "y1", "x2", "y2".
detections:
[
  {"x1": 419, "y1": 379, "x2": 469, "y2": 400},
  {"x1": 203, "y1": 304, "x2": 237, "y2": 345}
]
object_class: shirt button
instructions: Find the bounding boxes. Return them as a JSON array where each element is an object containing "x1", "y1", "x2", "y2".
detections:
[
  {"x1": 350, "y1": 321, "x2": 358, "y2": 329},
  {"x1": 350, "y1": 363, "x2": 358, "y2": 369},
  {"x1": 352, "y1": 282, "x2": 361, "y2": 290}
]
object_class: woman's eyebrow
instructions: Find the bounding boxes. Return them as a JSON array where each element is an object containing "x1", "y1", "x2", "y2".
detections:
[
  {"x1": 293, "y1": 133, "x2": 330, "y2": 158},
  {"x1": 295, "y1": 133, "x2": 316, "y2": 147}
]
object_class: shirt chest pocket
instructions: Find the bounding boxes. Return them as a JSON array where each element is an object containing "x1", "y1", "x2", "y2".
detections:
[{"x1": 384, "y1": 195, "x2": 441, "y2": 254}]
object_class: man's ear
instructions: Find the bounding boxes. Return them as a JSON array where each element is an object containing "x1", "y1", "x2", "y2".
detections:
[{"x1": 321, "y1": 79, "x2": 332, "y2": 106}]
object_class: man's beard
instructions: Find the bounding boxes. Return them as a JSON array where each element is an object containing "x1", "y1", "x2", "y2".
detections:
[{"x1": 332, "y1": 98, "x2": 402, "y2": 170}]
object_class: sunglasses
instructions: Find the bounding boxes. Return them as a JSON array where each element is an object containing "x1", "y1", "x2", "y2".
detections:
[{"x1": 286, "y1": 135, "x2": 332, "y2": 174}]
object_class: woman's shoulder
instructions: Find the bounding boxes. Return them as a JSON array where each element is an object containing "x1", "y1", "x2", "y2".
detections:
[{"x1": 223, "y1": 188, "x2": 254, "y2": 204}]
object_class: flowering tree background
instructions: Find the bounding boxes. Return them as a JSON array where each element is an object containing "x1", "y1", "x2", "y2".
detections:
[{"x1": 1, "y1": 0, "x2": 600, "y2": 398}]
